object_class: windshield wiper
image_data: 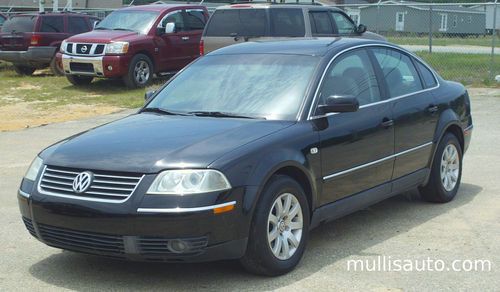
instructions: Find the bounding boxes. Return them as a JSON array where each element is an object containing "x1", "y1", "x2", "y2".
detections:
[
  {"x1": 94, "y1": 27, "x2": 109, "y2": 30},
  {"x1": 141, "y1": 107, "x2": 192, "y2": 116},
  {"x1": 188, "y1": 111, "x2": 265, "y2": 120}
]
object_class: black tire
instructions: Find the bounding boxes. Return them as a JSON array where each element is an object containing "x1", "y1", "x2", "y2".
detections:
[
  {"x1": 66, "y1": 75, "x2": 94, "y2": 86},
  {"x1": 50, "y1": 56, "x2": 64, "y2": 76},
  {"x1": 122, "y1": 54, "x2": 153, "y2": 89},
  {"x1": 13, "y1": 65, "x2": 36, "y2": 76},
  {"x1": 240, "y1": 175, "x2": 310, "y2": 276},
  {"x1": 419, "y1": 133, "x2": 463, "y2": 203}
]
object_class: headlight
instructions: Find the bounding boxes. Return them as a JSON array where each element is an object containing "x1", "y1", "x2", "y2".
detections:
[
  {"x1": 105, "y1": 41, "x2": 129, "y2": 55},
  {"x1": 60, "y1": 40, "x2": 67, "y2": 53},
  {"x1": 24, "y1": 156, "x2": 43, "y2": 181},
  {"x1": 147, "y1": 169, "x2": 231, "y2": 195}
]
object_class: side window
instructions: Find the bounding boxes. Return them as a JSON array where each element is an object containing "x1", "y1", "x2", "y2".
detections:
[
  {"x1": 319, "y1": 49, "x2": 380, "y2": 107},
  {"x1": 372, "y1": 48, "x2": 423, "y2": 97},
  {"x1": 270, "y1": 8, "x2": 305, "y2": 37},
  {"x1": 159, "y1": 10, "x2": 186, "y2": 32},
  {"x1": 184, "y1": 9, "x2": 206, "y2": 31},
  {"x1": 331, "y1": 12, "x2": 355, "y2": 35},
  {"x1": 309, "y1": 11, "x2": 334, "y2": 36},
  {"x1": 415, "y1": 60, "x2": 437, "y2": 88},
  {"x1": 40, "y1": 16, "x2": 64, "y2": 33},
  {"x1": 68, "y1": 16, "x2": 89, "y2": 34}
]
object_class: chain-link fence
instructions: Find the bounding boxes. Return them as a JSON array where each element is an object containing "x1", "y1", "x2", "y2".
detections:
[{"x1": 332, "y1": 1, "x2": 499, "y2": 85}]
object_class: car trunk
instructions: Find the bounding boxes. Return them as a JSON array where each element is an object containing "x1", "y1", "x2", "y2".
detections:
[{"x1": 0, "y1": 15, "x2": 37, "y2": 51}]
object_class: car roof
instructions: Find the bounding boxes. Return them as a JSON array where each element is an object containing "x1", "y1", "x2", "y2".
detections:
[
  {"x1": 13, "y1": 12, "x2": 87, "y2": 17},
  {"x1": 216, "y1": 3, "x2": 341, "y2": 11},
  {"x1": 208, "y1": 38, "x2": 389, "y2": 57},
  {"x1": 118, "y1": 4, "x2": 205, "y2": 12}
]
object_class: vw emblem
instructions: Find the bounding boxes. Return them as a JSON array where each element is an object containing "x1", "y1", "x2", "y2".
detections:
[
  {"x1": 81, "y1": 45, "x2": 88, "y2": 53},
  {"x1": 72, "y1": 171, "x2": 93, "y2": 193}
]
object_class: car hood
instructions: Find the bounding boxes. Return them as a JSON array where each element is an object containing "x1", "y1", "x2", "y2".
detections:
[
  {"x1": 42, "y1": 113, "x2": 293, "y2": 174},
  {"x1": 66, "y1": 30, "x2": 140, "y2": 43}
]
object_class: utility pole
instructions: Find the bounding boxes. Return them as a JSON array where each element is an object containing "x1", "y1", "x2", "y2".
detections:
[
  {"x1": 53, "y1": 0, "x2": 59, "y2": 12},
  {"x1": 39, "y1": 0, "x2": 45, "y2": 13}
]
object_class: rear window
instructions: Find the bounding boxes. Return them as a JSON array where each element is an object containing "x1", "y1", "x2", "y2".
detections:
[
  {"x1": 205, "y1": 9, "x2": 267, "y2": 37},
  {"x1": 40, "y1": 16, "x2": 64, "y2": 33},
  {"x1": 270, "y1": 8, "x2": 305, "y2": 37},
  {"x1": 1, "y1": 16, "x2": 36, "y2": 33}
]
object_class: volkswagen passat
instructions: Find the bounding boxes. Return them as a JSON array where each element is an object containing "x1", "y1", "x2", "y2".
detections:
[{"x1": 19, "y1": 38, "x2": 472, "y2": 276}]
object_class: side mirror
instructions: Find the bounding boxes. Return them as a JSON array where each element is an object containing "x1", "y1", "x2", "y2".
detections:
[
  {"x1": 318, "y1": 96, "x2": 359, "y2": 114},
  {"x1": 356, "y1": 24, "x2": 367, "y2": 34},
  {"x1": 165, "y1": 22, "x2": 175, "y2": 34},
  {"x1": 144, "y1": 90, "x2": 155, "y2": 101},
  {"x1": 93, "y1": 20, "x2": 99, "y2": 29}
]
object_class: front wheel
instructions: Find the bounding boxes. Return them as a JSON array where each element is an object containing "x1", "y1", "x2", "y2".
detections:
[
  {"x1": 123, "y1": 54, "x2": 153, "y2": 89},
  {"x1": 240, "y1": 175, "x2": 310, "y2": 276},
  {"x1": 419, "y1": 133, "x2": 462, "y2": 203},
  {"x1": 50, "y1": 56, "x2": 64, "y2": 76}
]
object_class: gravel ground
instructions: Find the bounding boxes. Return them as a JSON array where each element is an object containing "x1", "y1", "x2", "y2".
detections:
[{"x1": 0, "y1": 89, "x2": 498, "y2": 291}]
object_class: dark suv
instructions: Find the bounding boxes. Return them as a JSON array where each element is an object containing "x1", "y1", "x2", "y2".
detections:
[
  {"x1": 0, "y1": 13, "x2": 98, "y2": 75},
  {"x1": 201, "y1": 4, "x2": 386, "y2": 54}
]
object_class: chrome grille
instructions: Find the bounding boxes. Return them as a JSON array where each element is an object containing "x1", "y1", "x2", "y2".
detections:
[
  {"x1": 38, "y1": 166, "x2": 143, "y2": 203},
  {"x1": 66, "y1": 42, "x2": 106, "y2": 56}
]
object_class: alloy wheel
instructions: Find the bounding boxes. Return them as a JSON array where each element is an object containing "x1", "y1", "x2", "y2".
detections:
[
  {"x1": 134, "y1": 60, "x2": 150, "y2": 85},
  {"x1": 267, "y1": 192, "x2": 303, "y2": 260},
  {"x1": 440, "y1": 144, "x2": 460, "y2": 191}
]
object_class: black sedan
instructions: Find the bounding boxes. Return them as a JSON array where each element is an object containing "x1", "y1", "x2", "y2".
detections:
[{"x1": 18, "y1": 38, "x2": 473, "y2": 276}]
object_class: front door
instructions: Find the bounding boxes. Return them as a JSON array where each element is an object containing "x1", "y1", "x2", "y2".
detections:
[
  {"x1": 314, "y1": 48, "x2": 395, "y2": 206},
  {"x1": 155, "y1": 9, "x2": 193, "y2": 72},
  {"x1": 396, "y1": 12, "x2": 405, "y2": 31},
  {"x1": 371, "y1": 47, "x2": 438, "y2": 179}
]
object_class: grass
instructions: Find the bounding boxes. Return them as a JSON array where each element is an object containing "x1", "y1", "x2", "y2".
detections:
[
  {"x1": 416, "y1": 52, "x2": 499, "y2": 86},
  {"x1": 388, "y1": 36, "x2": 496, "y2": 47},
  {"x1": 0, "y1": 61, "x2": 165, "y2": 109}
]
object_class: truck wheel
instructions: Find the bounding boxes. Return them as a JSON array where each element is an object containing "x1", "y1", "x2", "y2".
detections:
[
  {"x1": 419, "y1": 133, "x2": 462, "y2": 203},
  {"x1": 240, "y1": 175, "x2": 310, "y2": 276},
  {"x1": 50, "y1": 56, "x2": 64, "y2": 76},
  {"x1": 13, "y1": 65, "x2": 36, "y2": 76},
  {"x1": 123, "y1": 54, "x2": 153, "y2": 89},
  {"x1": 66, "y1": 75, "x2": 93, "y2": 86}
]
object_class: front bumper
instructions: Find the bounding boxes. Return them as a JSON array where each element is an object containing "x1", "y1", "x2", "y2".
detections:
[
  {"x1": 18, "y1": 178, "x2": 256, "y2": 262},
  {"x1": 0, "y1": 46, "x2": 56, "y2": 66},
  {"x1": 60, "y1": 52, "x2": 130, "y2": 78}
]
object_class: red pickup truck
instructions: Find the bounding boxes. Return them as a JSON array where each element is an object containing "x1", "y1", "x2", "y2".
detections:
[{"x1": 57, "y1": 4, "x2": 209, "y2": 88}]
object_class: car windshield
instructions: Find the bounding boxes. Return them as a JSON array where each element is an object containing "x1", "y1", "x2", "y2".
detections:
[
  {"x1": 1, "y1": 16, "x2": 36, "y2": 33},
  {"x1": 95, "y1": 10, "x2": 159, "y2": 34},
  {"x1": 146, "y1": 54, "x2": 319, "y2": 120}
]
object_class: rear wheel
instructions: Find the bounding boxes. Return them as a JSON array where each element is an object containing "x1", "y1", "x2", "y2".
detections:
[
  {"x1": 123, "y1": 54, "x2": 153, "y2": 89},
  {"x1": 66, "y1": 75, "x2": 94, "y2": 86},
  {"x1": 50, "y1": 56, "x2": 64, "y2": 76},
  {"x1": 13, "y1": 65, "x2": 36, "y2": 76},
  {"x1": 240, "y1": 175, "x2": 310, "y2": 276},
  {"x1": 419, "y1": 133, "x2": 462, "y2": 203}
]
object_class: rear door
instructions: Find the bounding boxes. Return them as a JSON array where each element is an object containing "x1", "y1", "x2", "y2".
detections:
[
  {"x1": 314, "y1": 48, "x2": 395, "y2": 205},
  {"x1": 0, "y1": 15, "x2": 37, "y2": 51},
  {"x1": 370, "y1": 47, "x2": 438, "y2": 180},
  {"x1": 182, "y1": 9, "x2": 208, "y2": 60},
  {"x1": 202, "y1": 8, "x2": 268, "y2": 54},
  {"x1": 38, "y1": 15, "x2": 69, "y2": 47}
]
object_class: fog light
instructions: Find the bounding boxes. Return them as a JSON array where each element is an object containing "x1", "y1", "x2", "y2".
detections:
[
  {"x1": 167, "y1": 239, "x2": 189, "y2": 253},
  {"x1": 107, "y1": 65, "x2": 113, "y2": 71}
]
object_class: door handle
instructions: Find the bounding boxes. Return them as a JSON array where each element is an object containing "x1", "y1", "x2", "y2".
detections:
[
  {"x1": 380, "y1": 118, "x2": 394, "y2": 128},
  {"x1": 427, "y1": 104, "x2": 439, "y2": 113},
  {"x1": 181, "y1": 36, "x2": 190, "y2": 41}
]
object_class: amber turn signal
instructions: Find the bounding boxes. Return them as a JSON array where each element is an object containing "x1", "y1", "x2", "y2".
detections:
[{"x1": 213, "y1": 204, "x2": 234, "y2": 214}]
